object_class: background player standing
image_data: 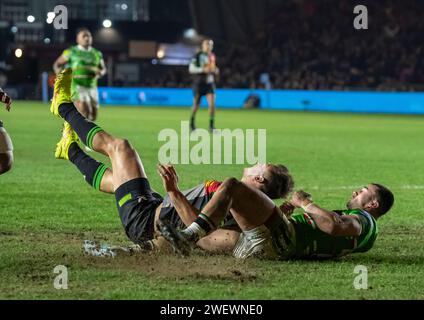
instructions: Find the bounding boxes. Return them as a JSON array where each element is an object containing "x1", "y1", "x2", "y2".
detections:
[
  {"x1": 53, "y1": 28, "x2": 106, "y2": 122},
  {"x1": 0, "y1": 88, "x2": 13, "y2": 175},
  {"x1": 189, "y1": 39, "x2": 219, "y2": 132}
]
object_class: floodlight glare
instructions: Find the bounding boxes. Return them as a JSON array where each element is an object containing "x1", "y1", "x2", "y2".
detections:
[
  {"x1": 15, "y1": 48, "x2": 23, "y2": 58},
  {"x1": 103, "y1": 19, "x2": 112, "y2": 28}
]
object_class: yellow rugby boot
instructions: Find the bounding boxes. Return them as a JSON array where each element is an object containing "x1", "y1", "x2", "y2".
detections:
[
  {"x1": 55, "y1": 122, "x2": 79, "y2": 160},
  {"x1": 50, "y1": 68, "x2": 73, "y2": 117}
]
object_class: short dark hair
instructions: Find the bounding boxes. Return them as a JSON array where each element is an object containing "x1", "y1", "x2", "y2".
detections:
[
  {"x1": 372, "y1": 183, "x2": 394, "y2": 216},
  {"x1": 264, "y1": 164, "x2": 294, "y2": 199},
  {"x1": 76, "y1": 27, "x2": 90, "y2": 36}
]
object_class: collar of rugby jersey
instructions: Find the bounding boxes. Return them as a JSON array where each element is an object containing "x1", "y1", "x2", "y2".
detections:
[{"x1": 77, "y1": 45, "x2": 93, "y2": 52}]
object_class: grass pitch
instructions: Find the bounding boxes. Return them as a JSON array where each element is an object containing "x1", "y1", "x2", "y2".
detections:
[{"x1": 1, "y1": 101, "x2": 424, "y2": 299}]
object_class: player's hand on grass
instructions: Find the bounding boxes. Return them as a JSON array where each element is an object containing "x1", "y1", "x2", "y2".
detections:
[
  {"x1": 157, "y1": 164, "x2": 180, "y2": 193},
  {"x1": 290, "y1": 190, "x2": 313, "y2": 208}
]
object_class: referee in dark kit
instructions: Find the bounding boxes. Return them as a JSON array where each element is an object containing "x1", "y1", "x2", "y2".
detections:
[{"x1": 188, "y1": 39, "x2": 219, "y2": 132}]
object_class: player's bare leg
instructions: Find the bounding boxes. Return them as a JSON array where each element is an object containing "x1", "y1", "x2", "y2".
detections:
[
  {"x1": 75, "y1": 100, "x2": 90, "y2": 119},
  {"x1": 90, "y1": 99, "x2": 98, "y2": 122},
  {"x1": 159, "y1": 178, "x2": 279, "y2": 256},
  {"x1": 52, "y1": 69, "x2": 161, "y2": 254},
  {"x1": 206, "y1": 93, "x2": 216, "y2": 131},
  {"x1": 190, "y1": 95, "x2": 201, "y2": 131},
  {"x1": 196, "y1": 228, "x2": 240, "y2": 254},
  {"x1": 0, "y1": 124, "x2": 13, "y2": 175},
  {"x1": 99, "y1": 169, "x2": 114, "y2": 193},
  {"x1": 91, "y1": 131, "x2": 147, "y2": 190},
  {"x1": 201, "y1": 178, "x2": 278, "y2": 229},
  {"x1": 55, "y1": 104, "x2": 146, "y2": 192}
]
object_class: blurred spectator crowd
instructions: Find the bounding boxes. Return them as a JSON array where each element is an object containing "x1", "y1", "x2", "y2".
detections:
[{"x1": 140, "y1": 0, "x2": 423, "y2": 91}]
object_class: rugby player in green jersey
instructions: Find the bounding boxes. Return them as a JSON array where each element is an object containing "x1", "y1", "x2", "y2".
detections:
[
  {"x1": 0, "y1": 88, "x2": 13, "y2": 175},
  {"x1": 53, "y1": 28, "x2": 106, "y2": 122},
  {"x1": 160, "y1": 180, "x2": 394, "y2": 260}
]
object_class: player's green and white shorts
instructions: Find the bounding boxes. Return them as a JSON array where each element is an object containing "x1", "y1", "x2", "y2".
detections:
[
  {"x1": 233, "y1": 213, "x2": 297, "y2": 260},
  {"x1": 71, "y1": 82, "x2": 99, "y2": 106}
]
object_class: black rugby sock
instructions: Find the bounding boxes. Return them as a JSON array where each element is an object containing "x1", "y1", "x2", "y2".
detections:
[
  {"x1": 68, "y1": 142, "x2": 108, "y2": 190},
  {"x1": 182, "y1": 213, "x2": 216, "y2": 242},
  {"x1": 59, "y1": 103, "x2": 103, "y2": 149},
  {"x1": 190, "y1": 114, "x2": 196, "y2": 129}
]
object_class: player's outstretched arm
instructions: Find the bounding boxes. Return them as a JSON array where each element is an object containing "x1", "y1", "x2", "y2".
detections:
[
  {"x1": 157, "y1": 164, "x2": 200, "y2": 226},
  {"x1": 53, "y1": 55, "x2": 68, "y2": 75},
  {"x1": 290, "y1": 191, "x2": 362, "y2": 237},
  {"x1": 96, "y1": 59, "x2": 107, "y2": 78}
]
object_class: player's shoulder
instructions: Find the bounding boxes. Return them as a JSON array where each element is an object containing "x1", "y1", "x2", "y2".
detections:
[
  {"x1": 344, "y1": 209, "x2": 377, "y2": 234},
  {"x1": 336, "y1": 208, "x2": 376, "y2": 230},
  {"x1": 340, "y1": 208, "x2": 370, "y2": 217},
  {"x1": 92, "y1": 47, "x2": 103, "y2": 55},
  {"x1": 193, "y1": 51, "x2": 204, "y2": 58},
  {"x1": 353, "y1": 210, "x2": 378, "y2": 251},
  {"x1": 63, "y1": 46, "x2": 76, "y2": 55},
  {"x1": 204, "y1": 180, "x2": 222, "y2": 193}
]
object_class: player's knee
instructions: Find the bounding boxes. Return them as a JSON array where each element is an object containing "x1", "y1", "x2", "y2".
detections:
[
  {"x1": 112, "y1": 138, "x2": 133, "y2": 153},
  {"x1": 221, "y1": 177, "x2": 241, "y2": 192}
]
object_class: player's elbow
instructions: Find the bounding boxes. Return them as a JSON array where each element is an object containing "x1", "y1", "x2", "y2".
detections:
[
  {"x1": 53, "y1": 62, "x2": 61, "y2": 74},
  {"x1": 326, "y1": 224, "x2": 338, "y2": 236},
  {"x1": 318, "y1": 221, "x2": 338, "y2": 236},
  {"x1": 328, "y1": 222, "x2": 360, "y2": 237}
]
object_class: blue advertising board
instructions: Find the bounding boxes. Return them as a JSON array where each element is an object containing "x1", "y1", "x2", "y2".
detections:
[{"x1": 98, "y1": 87, "x2": 424, "y2": 114}]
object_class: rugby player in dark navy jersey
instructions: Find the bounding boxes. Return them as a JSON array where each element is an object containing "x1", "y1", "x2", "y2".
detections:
[
  {"x1": 189, "y1": 39, "x2": 219, "y2": 132},
  {"x1": 50, "y1": 69, "x2": 294, "y2": 255}
]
